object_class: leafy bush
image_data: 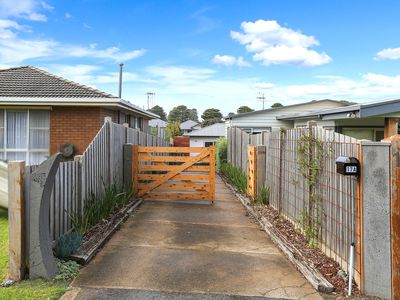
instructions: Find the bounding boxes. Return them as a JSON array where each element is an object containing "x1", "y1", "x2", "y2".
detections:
[
  {"x1": 220, "y1": 163, "x2": 247, "y2": 193},
  {"x1": 215, "y1": 137, "x2": 227, "y2": 169},
  {"x1": 55, "y1": 259, "x2": 80, "y2": 281},
  {"x1": 69, "y1": 183, "x2": 133, "y2": 234},
  {"x1": 54, "y1": 232, "x2": 82, "y2": 260},
  {"x1": 255, "y1": 185, "x2": 270, "y2": 205}
]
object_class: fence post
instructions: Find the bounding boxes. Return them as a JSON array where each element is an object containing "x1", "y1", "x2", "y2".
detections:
[
  {"x1": 360, "y1": 141, "x2": 391, "y2": 299},
  {"x1": 256, "y1": 145, "x2": 266, "y2": 197},
  {"x1": 8, "y1": 161, "x2": 26, "y2": 281}
]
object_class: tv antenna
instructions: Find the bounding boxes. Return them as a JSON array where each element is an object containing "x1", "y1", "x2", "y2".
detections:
[{"x1": 257, "y1": 92, "x2": 266, "y2": 110}]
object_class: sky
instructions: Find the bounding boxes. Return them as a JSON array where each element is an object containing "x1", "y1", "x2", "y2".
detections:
[{"x1": 1, "y1": 0, "x2": 400, "y2": 116}]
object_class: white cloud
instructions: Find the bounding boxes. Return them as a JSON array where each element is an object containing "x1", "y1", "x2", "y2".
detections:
[
  {"x1": 230, "y1": 20, "x2": 331, "y2": 67},
  {"x1": 0, "y1": 0, "x2": 51, "y2": 22},
  {"x1": 45, "y1": 64, "x2": 141, "y2": 86},
  {"x1": 119, "y1": 66, "x2": 400, "y2": 115},
  {"x1": 253, "y1": 82, "x2": 275, "y2": 89},
  {"x1": 212, "y1": 55, "x2": 250, "y2": 67},
  {"x1": 65, "y1": 13, "x2": 73, "y2": 19},
  {"x1": 0, "y1": 21, "x2": 146, "y2": 64},
  {"x1": 375, "y1": 48, "x2": 400, "y2": 60}
]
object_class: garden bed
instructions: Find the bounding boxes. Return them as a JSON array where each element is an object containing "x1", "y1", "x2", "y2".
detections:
[
  {"x1": 70, "y1": 199, "x2": 143, "y2": 265},
  {"x1": 220, "y1": 173, "x2": 360, "y2": 297}
]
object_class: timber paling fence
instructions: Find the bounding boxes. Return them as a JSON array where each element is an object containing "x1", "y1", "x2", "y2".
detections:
[
  {"x1": 24, "y1": 120, "x2": 169, "y2": 243},
  {"x1": 227, "y1": 126, "x2": 361, "y2": 282}
]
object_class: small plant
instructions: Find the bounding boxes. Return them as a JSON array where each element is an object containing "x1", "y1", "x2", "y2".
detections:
[
  {"x1": 54, "y1": 232, "x2": 83, "y2": 260},
  {"x1": 254, "y1": 185, "x2": 270, "y2": 205},
  {"x1": 55, "y1": 259, "x2": 80, "y2": 281},
  {"x1": 220, "y1": 163, "x2": 247, "y2": 193}
]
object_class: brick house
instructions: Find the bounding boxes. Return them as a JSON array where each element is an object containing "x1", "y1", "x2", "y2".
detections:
[{"x1": 0, "y1": 66, "x2": 158, "y2": 165}]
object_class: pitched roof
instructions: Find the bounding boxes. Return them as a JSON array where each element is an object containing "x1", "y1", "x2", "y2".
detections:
[
  {"x1": 149, "y1": 118, "x2": 168, "y2": 127},
  {"x1": 276, "y1": 98, "x2": 400, "y2": 121},
  {"x1": 225, "y1": 99, "x2": 350, "y2": 120},
  {"x1": 0, "y1": 65, "x2": 159, "y2": 119},
  {"x1": 0, "y1": 66, "x2": 116, "y2": 98},
  {"x1": 185, "y1": 123, "x2": 225, "y2": 137},
  {"x1": 180, "y1": 120, "x2": 199, "y2": 130}
]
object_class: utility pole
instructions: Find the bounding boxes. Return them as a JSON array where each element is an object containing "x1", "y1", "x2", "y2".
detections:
[
  {"x1": 146, "y1": 92, "x2": 155, "y2": 109},
  {"x1": 118, "y1": 63, "x2": 124, "y2": 98},
  {"x1": 257, "y1": 92, "x2": 266, "y2": 110}
]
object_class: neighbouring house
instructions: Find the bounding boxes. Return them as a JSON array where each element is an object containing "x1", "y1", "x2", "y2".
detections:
[
  {"x1": 276, "y1": 99, "x2": 400, "y2": 141},
  {"x1": 225, "y1": 99, "x2": 349, "y2": 133},
  {"x1": 149, "y1": 118, "x2": 167, "y2": 139},
  {"x1": 0, "y1": 66, "x2": 158, "y2": 165},
  {"x1": 180, "y1": 120, "x2": 201, "y2": 134},
  {"x1": 184, "y1": 123, "x2": 225, "y2": 147}
]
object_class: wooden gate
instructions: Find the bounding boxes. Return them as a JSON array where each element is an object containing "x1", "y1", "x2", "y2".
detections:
[{"x1": 132, "y1": 146, "x2": 215, "y2": 202}]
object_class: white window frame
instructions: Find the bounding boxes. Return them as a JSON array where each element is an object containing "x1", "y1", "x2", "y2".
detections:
[{"x1": 0, "y1": 109, "x2": 50, "y2": 164}]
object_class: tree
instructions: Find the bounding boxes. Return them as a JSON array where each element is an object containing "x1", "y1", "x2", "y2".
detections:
[
  {"x1": 201, "y1": 108, "x2": 223, "y2": 127},
  {"x1": 148, "y1": 105, "x2": 167, "y2": 121},
  {"x1": 271, "y1": 102, "x2": 284, "y2": 108},
  {"x1": 165, "y1": 121, "x2": 181, "y2": 140},
  {"x1": 168, "y1": 105, "x2": 191, "y2": 122},
  {"x1": 237, "y1": 106, "x2": 254, "y2": 114},
  {"x1": 188, "y1": 108, "x2": 199, "y2": 122},
  {"x1": 227, "y1": 112, "x2": 235, "y2": 118}
]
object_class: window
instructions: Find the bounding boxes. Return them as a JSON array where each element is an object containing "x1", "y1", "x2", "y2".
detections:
[
  {"x1": 0, "y1": 109, "x2": 50, "y2": 165},
  {"x1": 135, "y1": 116, "x2": 143, "y2": 130},
  {"x1": 205, "y1": 141, "x2": 215, "y2": 147}
]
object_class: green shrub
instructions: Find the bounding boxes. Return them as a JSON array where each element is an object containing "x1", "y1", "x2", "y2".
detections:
[
  {"x1": 55, "y1": 259, "x2": 80, "y2": 281},
  {"x1": 220, "y1": 163, "x2": 247, "y2": 193},
  {"x1": 69, "y1": 182, "x2": 133, "y2": 234},
  {"x1": 255, "y1": 185, "x2": 270, "y2": 205},
  {"x1": 215, "y1": 137, "x2": 227, "y2": 169},
  {"x1": 54, "y1": 232, "x2": 82, "y2": 260}
]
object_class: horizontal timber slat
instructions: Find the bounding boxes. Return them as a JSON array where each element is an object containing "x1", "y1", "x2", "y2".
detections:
[
  {"x1": 137, "y1": 165, "x2": 210, "y2": 172},
  {"x1": 138, "y1": 153, "x2": 210, "y2": 163},
  {"x1": 138, "y1": 173, "x2": 210, "y2": 181},
  {"x1": 137, "y1": 146, "x2": 204, "y2": 153},
  {"x1": 144, "y1": 183, "x2": 209, "y2": 191},
  {"x1": 143, "y1": 192, "x2": 210, "y2": 200}
]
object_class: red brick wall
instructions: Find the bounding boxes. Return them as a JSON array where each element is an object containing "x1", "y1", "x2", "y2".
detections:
[
  {"x1": 50, "y1": 107, "x2": 106, "y2": 155},
  {"x1": 50, "y1": 106, "x2": 151, "y2": 155}
]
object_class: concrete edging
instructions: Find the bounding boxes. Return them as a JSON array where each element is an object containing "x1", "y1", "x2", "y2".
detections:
[
  {"x1": 220, "y1": 175, "x2": 335, "y2": 294},
  {"x1": 70, "y1": 199, "x2": 143, "y2": 265}
]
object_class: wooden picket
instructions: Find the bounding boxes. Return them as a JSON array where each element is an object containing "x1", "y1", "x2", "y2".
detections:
[{"x1": 133, "y1": 146, "x2": 215, "y2": 202}]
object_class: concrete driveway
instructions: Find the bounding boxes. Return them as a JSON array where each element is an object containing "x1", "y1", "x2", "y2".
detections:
[{"x1": 71, "y1": 176, "x2": 322, "y2": 299}]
